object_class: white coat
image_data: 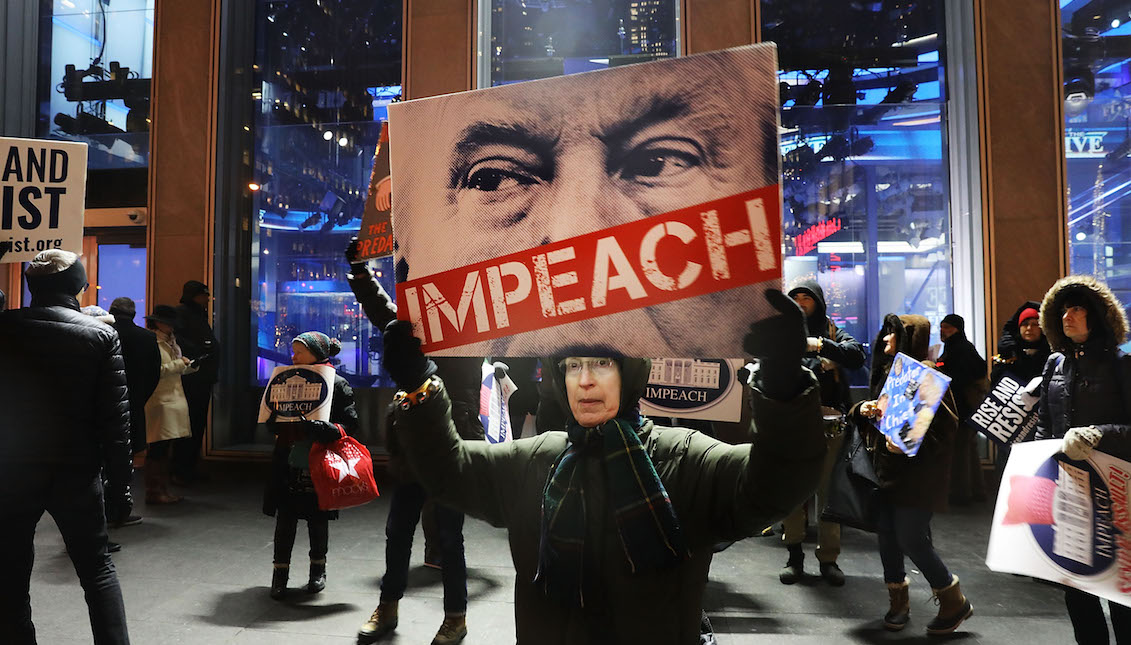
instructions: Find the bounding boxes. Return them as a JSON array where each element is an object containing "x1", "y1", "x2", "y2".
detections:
[{"x1": 144, "y1": 331, "x2": 198, "y2": 444}]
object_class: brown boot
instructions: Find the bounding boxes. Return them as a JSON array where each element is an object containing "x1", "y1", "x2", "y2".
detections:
[
  {"x1": 927, "y1": 574, "x2": 973, "y2": 635},
  {"x1": 883, "y1": 578, "x2": 910, "y2": 631},
  {"x1": 357, "y1": 601, "x2": 398, "y2": 643},
  {"x1": 145, "y1": 454, "x2": 182, "y2": 504},
  {"x1": 432, "y1": 613, "x2": 467, "y2": 645}
]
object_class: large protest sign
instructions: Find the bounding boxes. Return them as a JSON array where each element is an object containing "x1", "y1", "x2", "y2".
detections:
[
  {"x1": 387, "y1": 44, "x2": 782, "y2": 357},
  {"x1": 987, "y1": 440, "x2": 1131, "y2": 608},
  {"x1": 967, "y1": 371, "x2": 1042, "y2": 445},
  {"x1": 354, "y1": 122, "x2": 394, "y2": 261},
  {"x1": 639, "y1": 358, "x2": 746, "y2": 422},
  {"x1": 875, "y1": 352, "x2": 952, "y2": 457},
  {"x1": 1, "y1": 137, "x2": 88, "y2": 263},
  {"x1": 258, "y1": 364, "x2": 338, "y2": 423}
]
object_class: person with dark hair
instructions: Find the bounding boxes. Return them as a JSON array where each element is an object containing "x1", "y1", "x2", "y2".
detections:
[
  {"x1": 778, "y1": 280, "x2": 865, "y2": 586},
  {"x1": 173, "y1": 280, "x2": 219, "y2": 484},
  {"x1": 376, "y1": 286, "x2": 826, "y2": 644},
  {"x1": 1034, "y1": 276, "x2": 1131, "y2": 644},
  {"x1": 0, "y1": 250, "x2": 133, "y2": 644},
  {"x1": 852, "y1": 314, "x2": 971, "y2": 635},
  {"x1": 264, "y1": 332, "x2": 358, "y2": 600},
  {"x1": 937, "y1": 313, "x2": 988, "y2": 505}
]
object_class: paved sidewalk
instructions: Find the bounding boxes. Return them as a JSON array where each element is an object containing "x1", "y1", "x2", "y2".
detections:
[{"x1": 26, "y1": 463, "x2": 1079, "y2": 644}]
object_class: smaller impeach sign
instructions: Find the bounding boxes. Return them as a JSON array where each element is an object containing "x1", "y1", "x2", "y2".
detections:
[
  {"x1": 875, "y1": 353, "x2": 952, "y2": 457},
  {"x1": 968, "y1": 371, "x2": 1042, "y2": 445},
  {"x1": 2, "y1": 137, "x2": 88, "y2": 263},
  {"x1": 258, "y1": 364, "x2": 337, "y2": 422},
  {"x1": 639, "y1": 358, "x2": 745, "y2": 422},
  {"x1": 987, "y1": 440, "x2": 1131, "y2": 607}
]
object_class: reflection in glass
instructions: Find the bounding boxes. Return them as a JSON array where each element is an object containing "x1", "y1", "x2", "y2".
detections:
[
  {"x1": 478, "y1": 0, "x2": 679, "y2": 87},
  {"x1": 247, "y1": 1, "x2": 401, "y2": 391},
  {"x1": 1062, "y1": 2, "x2": 1131, "y2": 314},
  {"x1": 765, "y1": 0, "x2": 953, "y2": 383},
  {"x1": 37, "y1": 0, "x2": 154, "y2": 171}
]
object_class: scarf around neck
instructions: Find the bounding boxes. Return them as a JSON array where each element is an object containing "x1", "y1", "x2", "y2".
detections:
[{"x1": 535, "y1": 417, "x2": 687, "y2": 606}]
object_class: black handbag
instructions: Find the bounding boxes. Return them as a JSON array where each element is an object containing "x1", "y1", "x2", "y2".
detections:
[{"x1": 820, "y1": 419, "x2": 881, "y2": 533}]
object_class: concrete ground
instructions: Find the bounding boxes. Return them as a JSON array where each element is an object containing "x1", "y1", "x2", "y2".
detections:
[{"x1": 26, "y1": 462, "x2": 1084, "y2": 644}]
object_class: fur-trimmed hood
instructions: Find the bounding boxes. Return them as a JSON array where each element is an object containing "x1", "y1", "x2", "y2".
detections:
[{"x1": 1039, "y1": 275, "x2": 1129, "y2": 352}]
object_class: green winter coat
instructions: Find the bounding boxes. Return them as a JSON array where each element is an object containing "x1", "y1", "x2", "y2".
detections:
[{"x1": 394, "y1": 366, "x2": 826, "y2": 645}]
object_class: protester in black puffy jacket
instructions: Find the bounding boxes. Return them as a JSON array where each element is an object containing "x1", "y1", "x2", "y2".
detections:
[
  {"x1": 0, "y1": 250, "x2": 133, "y2": 645},
  {"x1": 173, "y1": 279, "x2": 219, "y2": 483},
  {"x1": 1034, "y1": 276, "x2": 1131, "y2": 644}
]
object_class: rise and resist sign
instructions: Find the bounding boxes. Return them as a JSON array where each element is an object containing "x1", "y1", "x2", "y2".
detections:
[
  {"x1": 1, "y1": 137, "x2": 88, "y2": 263},
  {"x1": 395, "y1": 185, "x2": 781, "y2": 353}
]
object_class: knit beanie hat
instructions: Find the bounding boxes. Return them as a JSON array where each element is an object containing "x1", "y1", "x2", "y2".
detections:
[
  {"x1": 1018, "y1": 307, "x2": 1039, "y2": 325},
  {"x1": 941, "y1": 313, "x2": 965, "y2": 332},
  {"x1": 24, "y1": 250, "x2": 87, "y2": 297},
  {"x1": 294, "y1": 331, "x2": 342, "y2": 362}
]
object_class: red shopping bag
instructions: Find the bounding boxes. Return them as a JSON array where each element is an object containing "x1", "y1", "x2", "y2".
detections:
[{"x1": 309, "y1": 430, "x2": 380, "y2": 510}]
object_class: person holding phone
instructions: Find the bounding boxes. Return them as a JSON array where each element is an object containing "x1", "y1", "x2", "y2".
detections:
[{"x1": 144, "y1": 304, "x2": 198, "y2": 504}]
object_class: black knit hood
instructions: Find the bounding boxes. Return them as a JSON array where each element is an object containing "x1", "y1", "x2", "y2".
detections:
[
  {"x1": 1039, "y1": 275, "x2": 1128, "y2": 352},
  {"x1": 787, "y1": 279, "x2": 828, "y2": 336}
]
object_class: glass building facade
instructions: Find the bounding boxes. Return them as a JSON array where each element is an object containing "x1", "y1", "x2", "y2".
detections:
[{"x1": 1062, "y1": 0, "x2": 1131, "y2": 324}]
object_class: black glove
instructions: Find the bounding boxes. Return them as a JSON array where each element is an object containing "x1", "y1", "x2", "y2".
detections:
[
  {"x1": 104, "y1": 484, "x2": 133, "y2": 525},
  {"x1": 345, "y1": 237, "x2": 369, "y2": 276},
  {"x1": 306, "y1": 419, "x2": 343, "y2": 444},
  {"x1": 382, "y1": 320, "x2": 437, "y2": 391},
  {"x1": 744, "y1": 289, "x2": 808, "y2": 400}
]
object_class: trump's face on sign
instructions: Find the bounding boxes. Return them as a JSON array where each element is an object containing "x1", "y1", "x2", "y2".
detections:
[{"x1": 390, "y1": 45, "x2": 781, "y2": 357}]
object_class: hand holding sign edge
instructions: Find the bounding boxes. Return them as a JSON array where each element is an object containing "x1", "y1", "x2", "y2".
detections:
[{"x1": 744, "y1": 288, "x2": 809, "y2": 401}]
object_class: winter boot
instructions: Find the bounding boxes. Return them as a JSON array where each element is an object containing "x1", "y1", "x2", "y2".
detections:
[
  {"x1": 306, "y1": 558, "x2": 326, "y2": 593},
  {"x1": 819, "y1": 561, "x2": 846, "y2": 587},
  {"x1": 883, "y1": 578, "x2": 910, "y2": 631},
  {"x1": 358, "y1": 601, "x2": 398, "y2": 643},
  {"x1": 145, "y1": 456, "x2": 182, "y2": 504},
  {"x1": 270, "y1": 564, "x2": 289, "y2": 600},
  {"x1": 927, "y1": 574, "x2": 973, "y2": 635},
  {"x1": 432, "y1": 613, "x2": 467, "y2": 645},
  {"x1": 779, "y1": 544, "x2": 805, "y2": 585}
]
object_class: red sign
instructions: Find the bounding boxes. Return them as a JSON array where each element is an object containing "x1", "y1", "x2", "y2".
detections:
[
  {"x1": 396, "y1": 185, "x2": 782, "y2": 353},
  {"x1": 355, "y1": 122, "x2": 394, "y2": 261},
  {"x1": 794, "y1": 217, "x2": 842, "y2": 256}
]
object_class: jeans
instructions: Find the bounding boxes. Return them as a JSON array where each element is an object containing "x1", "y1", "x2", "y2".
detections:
[
  {"x1": 381, "y1": 482, "x2": 467, "y2": 614},
  {"x1": 173, "y1": 380, "x2": 212, "y2": 479},
  {"x1": 273, "y1": 510, "x2": 329, "y2": 565},
  {"x1": 1064, "y1": 587, "x2": 1131, "y2": 644},
  {"x1": 0, "y1": 464, "x2": 130, "y2": 645},
  {"x1": 782, "y1": 429, "x2": 844, "y2": 563},
  {"x1": 875, "y1": 501, "x2": 952, "y2": 589}
]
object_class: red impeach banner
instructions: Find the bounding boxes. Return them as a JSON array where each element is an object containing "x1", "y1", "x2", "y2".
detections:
[{"x1": 396, "y1": 185, "x2": 781, "y2": 353}]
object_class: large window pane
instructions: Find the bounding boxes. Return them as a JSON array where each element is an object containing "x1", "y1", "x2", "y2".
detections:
[
  {"x1": 213, "y1": 0, "x2": 401, "y2": 452},
  {"x1": 37, "y1": 0, "x2": 154, "y2": 206},
  {"x1": 1062, "y1": 1, "x2": 1131, "y2": 317},
  {"x1": 765, "y1": 0, "x2": 954, "y2": 385},
  {"x1": 478, "y1": 0, "x2": 679, "y2": 87}
]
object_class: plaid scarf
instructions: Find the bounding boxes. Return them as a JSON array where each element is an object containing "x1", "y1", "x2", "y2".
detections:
[{"x1": 535, "y1": 417, "x2": 687, "y2": 606}]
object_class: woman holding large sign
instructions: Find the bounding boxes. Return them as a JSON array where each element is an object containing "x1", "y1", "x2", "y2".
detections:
[{"x1": 851, "y1": 314, "x2": 972, "y2": 635}]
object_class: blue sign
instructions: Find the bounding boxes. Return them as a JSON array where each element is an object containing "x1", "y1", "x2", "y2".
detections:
[{"x1": 876, "y1": 352, "x2": 952, "y2": 457}]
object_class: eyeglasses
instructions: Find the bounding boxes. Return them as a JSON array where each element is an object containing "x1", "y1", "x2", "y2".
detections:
[{"x1": 559, "y1": 358, "x2": 617, "y2": 377}]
